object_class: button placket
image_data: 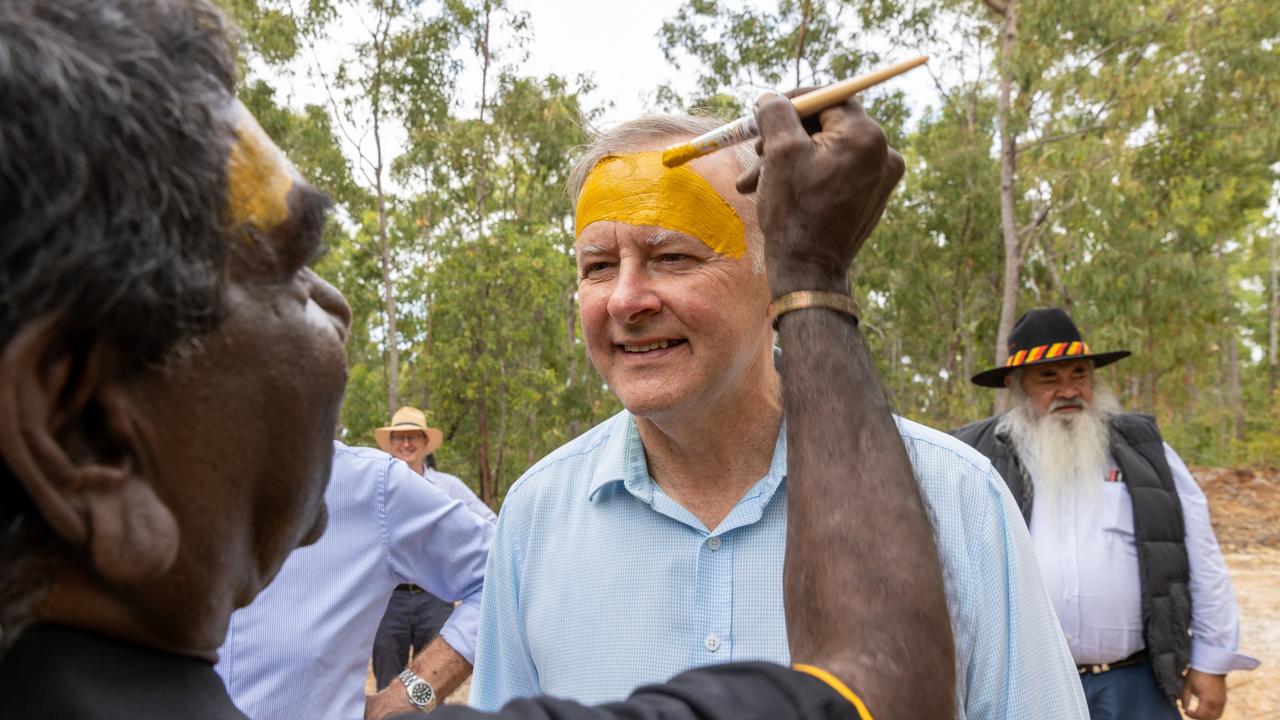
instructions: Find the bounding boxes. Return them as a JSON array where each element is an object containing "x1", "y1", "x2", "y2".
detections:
[{"x1": 695, "y1": 531, "x2": 732, "y2": 658}]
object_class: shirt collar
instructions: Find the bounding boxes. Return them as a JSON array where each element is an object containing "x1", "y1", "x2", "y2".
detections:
[
  {"x1": 586, "y1": 411, "x2": 643, "y2": 502},
  {"x1": 585, "y1": 410, "x2": 790, "y2": 516}
]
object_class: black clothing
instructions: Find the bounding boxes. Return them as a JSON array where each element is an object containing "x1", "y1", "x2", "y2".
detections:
[
  {"x1": 0, "y1": 624, "x2": 248, "y2": 720},
  {"x1": 371, "y1": 586, "x2": 454, "y2": 689},
  {"x1": 952, "y1": 412, "x2": 1192, "y2": 700},
  {"x1": 425, "y1": 663, "x2": 858, "y2": 720},
  {"x1": 1, "y1": 625, "x2": 858, "y2": 720}
]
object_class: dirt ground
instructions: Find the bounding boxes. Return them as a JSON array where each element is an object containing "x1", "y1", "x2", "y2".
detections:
[
  {"x1": 371, "y1": 466, "x2": 1280, "y2": 716},
  {"x1": 1198, "y1": 466, "x2": 1280, "y2": 719}
]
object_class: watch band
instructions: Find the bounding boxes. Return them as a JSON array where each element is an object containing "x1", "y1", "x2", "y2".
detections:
[{"x1": 398, "y1": 668, "x2": 437, "y2": 712}]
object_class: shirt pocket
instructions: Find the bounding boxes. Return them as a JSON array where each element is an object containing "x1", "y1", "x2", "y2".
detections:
[{"x1": 1100, "y1": 483, "x2": 1138, "y2": 557}]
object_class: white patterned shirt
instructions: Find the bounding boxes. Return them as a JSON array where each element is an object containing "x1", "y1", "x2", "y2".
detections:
[
  {"x1": 470, "y1": 411, "x2": 1088, "y2": 719},
  {"x1": 1028, "y1": 442, "x2": 1258, "y2": 673}
]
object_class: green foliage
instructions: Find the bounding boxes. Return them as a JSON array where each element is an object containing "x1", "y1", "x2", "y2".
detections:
[
  {"x1": 661, "y1": 0, "x2": 1280, "y2": 465},
  {"x1": 424, "y1": 226, "x2": 611, "y2": 503},
  {"x1": 226, "y1": 0, "x2": 1278, "y2": 479}
]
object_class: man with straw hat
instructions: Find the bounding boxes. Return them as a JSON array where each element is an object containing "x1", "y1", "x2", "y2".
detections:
[
  {"x1": 954, "y1": 307, "x2": 1257, "y2": 720},
  {"x1": 372, "y1": 407, "x2": 496, "y2": 693}
]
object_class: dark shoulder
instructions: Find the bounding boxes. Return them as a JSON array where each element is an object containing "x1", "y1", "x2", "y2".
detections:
[
  {"x1": 950, "y1": 415, "x2": 1001, "y2": 446},
  {"x1": 1110, "y1": 412, "x2": 1163, "y2": 442}
]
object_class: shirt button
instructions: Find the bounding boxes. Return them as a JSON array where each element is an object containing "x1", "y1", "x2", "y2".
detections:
[
  {"x1": 704, "y1": 634, "x2": 721, "y2": 652},
  {"x1": 707, "y1": 536, "x2": 722, "y2": 551}
]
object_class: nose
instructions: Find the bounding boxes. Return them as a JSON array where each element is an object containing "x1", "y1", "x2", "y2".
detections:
[
  {"x1": 1056, "y1": 383, "x2": 1080, "y2": 398},
  {"x1": 606, "y1": 263, "x2": 661, "y2": 324},
  {"x1": 308, "y1": 270, "x2": 352, "y2": 342}
]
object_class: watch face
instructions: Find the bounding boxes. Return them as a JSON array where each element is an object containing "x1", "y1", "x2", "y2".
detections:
[{"x1": 408, "y1": 681, "x2": 434, "y2": 706}]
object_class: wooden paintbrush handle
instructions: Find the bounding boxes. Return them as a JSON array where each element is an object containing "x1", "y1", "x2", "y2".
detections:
[{"x1": 790, "y1": 55, "x2": 929, "y2": 117}]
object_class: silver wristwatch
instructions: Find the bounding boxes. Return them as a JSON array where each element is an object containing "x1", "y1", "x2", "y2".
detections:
[{"x1": 398, "y1": 668, "x2": 437, "y2": 712}]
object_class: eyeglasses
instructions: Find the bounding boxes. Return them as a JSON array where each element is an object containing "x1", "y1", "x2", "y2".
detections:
[{"x1": 390, "y1": 432, "x2": 426, "y2": 445}]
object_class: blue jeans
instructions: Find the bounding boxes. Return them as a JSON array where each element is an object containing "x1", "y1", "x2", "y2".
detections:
[{"x1": 1079, "y1": 658, "x2": 1180, "y2": 720}]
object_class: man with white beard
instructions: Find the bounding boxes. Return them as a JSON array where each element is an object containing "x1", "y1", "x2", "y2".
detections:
[{"x1": 953, "y1": 307, "x2": 1257, "y2": 720}]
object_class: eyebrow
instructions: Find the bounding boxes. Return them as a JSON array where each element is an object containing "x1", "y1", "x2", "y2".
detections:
[
  {"x1": 577, "y1": 229, "x2": 694, "y2": 255},
  {"x1": 645, "y1": 230, "x2": 685, "y2": 247},
  {"x1": 288, "y1": 185, "x2": 334, "y2": 262}
]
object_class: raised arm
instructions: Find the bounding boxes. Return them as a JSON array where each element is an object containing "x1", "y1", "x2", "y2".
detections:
[
  {"x1": 749, "y1": 91, "x2": 956, "y2": 718},
  {"x1": 427, "y1": 95, "x2": 954, "y2": 720}
]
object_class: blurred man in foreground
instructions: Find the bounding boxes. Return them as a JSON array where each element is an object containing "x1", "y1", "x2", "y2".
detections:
[{"x1": 1, "y1": 0, "x2": 951, "y2": 717}]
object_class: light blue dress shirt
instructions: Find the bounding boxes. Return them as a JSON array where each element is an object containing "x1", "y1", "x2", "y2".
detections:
[
  {"x1": 423, "y1": 466, "x2": 498, "y2": 525},
  {"x1": 471, "y1": 411, "x2": 1089, "y2": 719},
  {"x1": 216, "y1": 442, "x2": 493, "y2": 720}
]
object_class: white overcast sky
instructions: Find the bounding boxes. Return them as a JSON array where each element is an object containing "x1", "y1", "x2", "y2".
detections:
[
  {"x1": 266, "y1": 0, "x2": 944, "y2": 167},
  {"x1": 494, "y1": 0, "x2": 940, "y2": 126}
]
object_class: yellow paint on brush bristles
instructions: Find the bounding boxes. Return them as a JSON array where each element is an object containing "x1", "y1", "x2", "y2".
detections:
[
  {"x1": 226, "y1": 112, "x2": 294, "y2": 233},
  {"x1": 575, "y1": 150, "x2": 746, "y2": 259},
  {"x1": 660, "y1": 142, "x2": 701, "y2": 168}
]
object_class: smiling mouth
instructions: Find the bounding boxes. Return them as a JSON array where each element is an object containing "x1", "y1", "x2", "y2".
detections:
[{"x1": 619, "y1": 339, "x2": 687, "y2": 353}]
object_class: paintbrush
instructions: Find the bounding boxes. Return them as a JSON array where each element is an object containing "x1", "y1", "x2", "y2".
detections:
[{"x1": 661, "y1": 55, "x2": 930, "y2": 168}]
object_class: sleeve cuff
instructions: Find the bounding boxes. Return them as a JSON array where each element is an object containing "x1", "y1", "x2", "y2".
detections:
[
  {"x1": 1190, "y1": 641, "x2": 1260, "y2": 674},
  {"x1": 792, "y1": 663, "x2": 874, "y2": 720},
  {"x1": 439, "y1": 601, "x2": 480, "y2": 665}
]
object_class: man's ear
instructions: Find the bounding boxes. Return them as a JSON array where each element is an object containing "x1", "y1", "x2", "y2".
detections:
[{"x1": 0, "y1": 315, "x2": 178, "y2": 585}]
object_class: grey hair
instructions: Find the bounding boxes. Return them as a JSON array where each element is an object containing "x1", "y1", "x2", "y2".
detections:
[
  {"x1": 567, "y1": 114, "x2": 764, "y2": 272},
  {"x1": 0, "y1": 0, "x2": 237, "y2": 656}
]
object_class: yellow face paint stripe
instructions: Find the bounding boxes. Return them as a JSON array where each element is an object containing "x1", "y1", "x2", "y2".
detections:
[
  {"x1": 226, "y1": 110, "x2": 294, "y2": 233},
  {"x1": 574, "y1": 150, "x2": 746, "y2": 259}
]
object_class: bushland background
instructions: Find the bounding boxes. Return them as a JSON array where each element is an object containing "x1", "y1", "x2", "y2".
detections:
[{"x1": 220, "y1": 1, "x2": 1277, "y2": 714}]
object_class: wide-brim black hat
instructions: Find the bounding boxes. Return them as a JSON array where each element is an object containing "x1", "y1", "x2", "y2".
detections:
[{"x1": 972, "y1": 307, "x2": 1130, "y2": 388}]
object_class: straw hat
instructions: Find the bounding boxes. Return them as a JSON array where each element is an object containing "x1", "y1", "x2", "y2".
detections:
[{"x1": 374, "y1": 406, "x2": 444, "y2": 455}]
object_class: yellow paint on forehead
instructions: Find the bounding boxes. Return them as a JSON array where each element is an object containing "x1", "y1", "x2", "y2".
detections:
[
  {"x1": 225, "y1": 107, "x2": 294, "y2": 233},
  {"x1": 574, "y1": 150, "x2": 746, "y2": 259}
]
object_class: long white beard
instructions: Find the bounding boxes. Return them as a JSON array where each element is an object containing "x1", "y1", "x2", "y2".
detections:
[{"x1": 997, "y1": 378, "x2": 1123, "y2": 513}]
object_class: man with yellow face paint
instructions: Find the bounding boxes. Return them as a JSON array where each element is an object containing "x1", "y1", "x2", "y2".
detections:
[{"x1": 470, "y1": 110, "x2": 1089, "y2": 719}]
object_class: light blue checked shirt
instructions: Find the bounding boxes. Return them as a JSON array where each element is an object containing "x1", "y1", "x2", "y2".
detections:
[
  {"x1": 471, "y1": 410, "x2": 1088, "y2": 719},
  {"x1": 216, "y1": 442, "x2": 493, "y2": 720}
]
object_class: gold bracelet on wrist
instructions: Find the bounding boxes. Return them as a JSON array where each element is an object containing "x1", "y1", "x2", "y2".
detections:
[{"x1": 769, "y1": 290, "x2": 860, "y2": 330}]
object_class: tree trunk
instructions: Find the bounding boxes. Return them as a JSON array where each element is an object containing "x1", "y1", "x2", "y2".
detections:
[
  {"x1": 476, "y1": 390, "x2": 494, "y2": 507},
  {"x1": 1269, "y1": 232, "x2": 1278, "y2": 406},
  {"x1": 1218, "y1": 244, "x2": 1245, "y2": 444},
  {"x1": 794, "y1": 0, "x2": 812, "y2": 87},
  {"x1": 992, "y1": 0, "x2": 1020, "y2": 414},
  {"x1": 371, "y1": 17, "x2": 400, "y2": 416},
  {"x1": 473, "y1": 0, "x2": 493, "y2": 237}
]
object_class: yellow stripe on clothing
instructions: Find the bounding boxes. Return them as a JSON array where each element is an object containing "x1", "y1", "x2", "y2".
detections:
[{"x1": 792, "y1": 664, "x2": 874, "y2": 720}]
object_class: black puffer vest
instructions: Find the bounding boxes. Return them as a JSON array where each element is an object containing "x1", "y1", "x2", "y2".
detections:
[{"x1": 952, "y1": 412, "x2": 1191, "y2": 699}]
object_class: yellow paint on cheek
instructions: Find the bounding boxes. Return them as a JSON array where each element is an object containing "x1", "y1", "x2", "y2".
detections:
[
  {"x1": 225, "y1": 116, "x2": 293, "y2": 232},
  {"x1": 574, "y1": 151, "x2": 746, "y2": 259}
]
